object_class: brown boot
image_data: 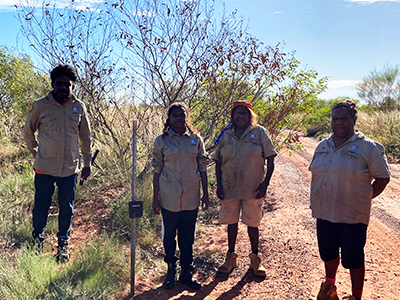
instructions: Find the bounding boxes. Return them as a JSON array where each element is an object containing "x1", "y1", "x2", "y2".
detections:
[
  {"x1": 218, "y1": 251, "x2": 238, "y2": 273},
  {"x1": 317, "y1": 282, "x2": 339, "y2": 300},
  {"x1": 249, "y1": 253, "x2": 266, "y2": 277}
]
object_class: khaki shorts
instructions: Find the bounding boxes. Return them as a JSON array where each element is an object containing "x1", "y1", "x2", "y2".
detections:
[{"x1": 219, "y1": 198, "x2": 264, "y2": 227}]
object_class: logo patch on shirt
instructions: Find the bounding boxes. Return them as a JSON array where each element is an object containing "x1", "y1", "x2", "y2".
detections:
[
  {"x1": 191, "y1": 139, "x2": 196, "y2": 145},
  {"x1": 350, "y1": 145, "x2": 357, "y2": 152},
  {"x1": 29, "y1": 104, "x2": 34, "y2": 112},
  {"x1": 73, "y1": 106, "x2": 79, "y2": 113},
  {"x1": 250, "y1": 134, "x2": 255, "y2": 139}
]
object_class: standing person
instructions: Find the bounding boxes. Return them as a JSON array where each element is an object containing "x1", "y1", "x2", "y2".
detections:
[
  {"x1": 309, "y1": 100, "x2": 390, "y2": 300},
  {"x1": 152, "y1": 102, "x2": 210, "y2": 290},
  {"x1": 24, "y1": 64, "x2": 92, "y2": 262},
  {"x1": 213, "y1": 100, "x2": 277, "y2": 277}
]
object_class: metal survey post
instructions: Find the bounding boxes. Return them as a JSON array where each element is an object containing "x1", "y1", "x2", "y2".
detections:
[{"x1": 129, "y1": 120, "x2": 143, "y2": 297}]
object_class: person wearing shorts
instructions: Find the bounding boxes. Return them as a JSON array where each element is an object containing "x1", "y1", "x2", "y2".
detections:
[
  {"x1": 309, "y1": 100, "x2": 390, "y2": 300},
  {"x1": 212, "y1": 100, "x2": 277, "y2": 277}
]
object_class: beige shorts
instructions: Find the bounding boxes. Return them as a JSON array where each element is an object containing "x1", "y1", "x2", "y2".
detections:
[{"x1": 219, "y1": 198, "x2": 264, "y2": 227}]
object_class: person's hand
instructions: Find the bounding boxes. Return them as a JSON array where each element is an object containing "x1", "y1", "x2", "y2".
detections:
[
  {"x1": 255, "y1": 181, "x2": 268, "y2": 199},
  {"x1": 201, "y1": 194, "x2": 210, "y2": 211},
  {"x1": 80, "y1": 167, "x2": 91, "y2": 185},
  {"x1": 81, "y1": 167, "x2": 91, "y2": 179},
  {"x1": 152, "y1": 198, "x2": 161, "y2": 215},
  {"x1": 217, "y1": 183, "x2": 224, "y2": 200}
]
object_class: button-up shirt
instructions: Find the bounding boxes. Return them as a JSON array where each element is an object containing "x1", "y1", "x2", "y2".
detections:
[
  {"x1": 212, "y1": 125, "x2": 277, "y2": 200},
  {"x1": 152, "y1": 128, "x2": 208, "y2": 212},
  {"x1": 309, "y1": 132, "x2": 390, "y2": 225},
  {"x1": 24, "y1": 93, "x2": 92, "y2": 177}
]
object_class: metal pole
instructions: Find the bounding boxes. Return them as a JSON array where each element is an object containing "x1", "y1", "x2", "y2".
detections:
[{"x1": 130, "y1": 120, "x2": 137, "y2": 297}]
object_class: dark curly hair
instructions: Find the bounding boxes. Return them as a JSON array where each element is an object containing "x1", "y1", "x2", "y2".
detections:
[
  {"x1": 162, "y1": 102, "x2": 199, "y2": 136},
  {"x1": 50, "y1": 64, "x2": 78, "y2": 84},
  {"x1": 331, "y1": 100, "x2": 357, "y2": 118}
]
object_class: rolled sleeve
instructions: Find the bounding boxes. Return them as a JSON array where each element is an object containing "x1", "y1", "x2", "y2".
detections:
[
  {"x1": 367, "y1": 142, "x2": 391, "y2": 179},
  {"x1": 260, "y1": 127, "x2": 277, "y2": 159},
  {"x1": 152, "y1": 137, "x2": 164, "y2": 174},
  {"x1": 24, "y1": 103, "x2": 40, "y2": 156},
  {"x1": 212, "y1": 136, "x2": 223, "y2": 163},
  {"x1": 197, "y1": 136, "x2": 208, "y2": 172}
]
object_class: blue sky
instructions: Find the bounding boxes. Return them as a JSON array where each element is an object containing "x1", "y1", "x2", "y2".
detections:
[{"x1": 1, "y1": 0, "x2": 400, "y2": 100}]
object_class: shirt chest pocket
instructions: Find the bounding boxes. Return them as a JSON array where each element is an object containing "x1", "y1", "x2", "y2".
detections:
[
  {"x1": 339, "y1": 150, "x2": 366, "y2": 172},
  {"x1": 310, "y1": 150, "x2": 330, "y2": 170},
  {"x1": 68, "y1": 114, "x2": 81, "y2": 134},
  {"x1": 40, "y1": 115, "x2": 57, "y2": 132},
  {"x1": 187, "y1": 145, "x2": 198, "y2": 156},
  {"x1": 163, "y1": 147, "x2": 180, "y2": 162},
  {"x1": 220, "y1": 141, "x2": 234, "y2": 160},
  {"x1": 242, "y1": 138, "x2": 262, "y2": 157}
]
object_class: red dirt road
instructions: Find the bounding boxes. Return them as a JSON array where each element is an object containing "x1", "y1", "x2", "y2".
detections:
[{"x1": 131, "y1": 134, "x2": 400, "y2": 300}]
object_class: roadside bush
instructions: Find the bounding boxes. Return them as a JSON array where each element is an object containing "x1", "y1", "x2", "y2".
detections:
[{"x1": 357, "y1": 110, "x2": 400, "y2": 160}]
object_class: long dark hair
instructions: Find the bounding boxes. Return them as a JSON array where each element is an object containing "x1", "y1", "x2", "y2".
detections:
[
  {"x1": 230, "y1": 105, "x2": 258, "y2": 128},
  {"x1": 162, "y1": 102, "x2": 199, "y2": 136}
]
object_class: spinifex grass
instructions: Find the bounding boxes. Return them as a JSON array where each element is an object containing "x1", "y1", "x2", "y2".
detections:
[{"x1": 0, "y1": 235, "x2": 129, "y2": 300}]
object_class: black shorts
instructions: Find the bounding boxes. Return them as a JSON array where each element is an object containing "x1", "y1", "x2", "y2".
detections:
[{"x1": 317, "y1": 219, "x2": 367, "y2": 269}]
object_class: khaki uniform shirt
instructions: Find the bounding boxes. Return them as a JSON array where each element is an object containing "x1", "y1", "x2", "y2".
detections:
[
  {"x1": 309, "y1": 132, "x2": 390, "y2": 225},
  {"x1": 24, "y1": 92, "x2": 92, "y2": 177},
  {"x1": 152, "y1": 128, "x2": 208, "y2": 212},
  {"x1": 212, "y1": 125, "x2": 277, "y2": 200}
]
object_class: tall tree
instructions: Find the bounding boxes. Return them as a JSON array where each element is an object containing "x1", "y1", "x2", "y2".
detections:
[
  {"x1": 356, "y1": 64, "x2": 400, "y2": 111},
  {"x1": 16, "y1": 0, "x2": 327, "y2": 165},
  {"x1": 0, "y1": 45, "x2": 48, "y2": 143}
]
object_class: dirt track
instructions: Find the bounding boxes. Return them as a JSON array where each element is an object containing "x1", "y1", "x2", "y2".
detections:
[{"x1": 131, "y1": 135, "x2": 400, "y2": 300}]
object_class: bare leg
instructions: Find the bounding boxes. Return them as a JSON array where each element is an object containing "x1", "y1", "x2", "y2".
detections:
[
  {"x1": 228, "y1": 223, "x2": 238, "y2": 250},
  {"x1": 350, "y1": 266, "x2": 365, "y2": 299},
  {"x1": 325, "y1": 256, "x2": 340, "y2": 279},
  {"x1": 247, "y1": 226, "x2": 259, "y2": 250}
]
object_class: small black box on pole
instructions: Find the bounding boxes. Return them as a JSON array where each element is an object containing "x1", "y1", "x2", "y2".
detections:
[{"x1": 129, "y1": 200, "x2": 143, "y2": 219}]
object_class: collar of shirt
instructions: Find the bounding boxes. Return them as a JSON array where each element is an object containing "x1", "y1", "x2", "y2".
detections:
[
  {"x1": 168, "y1": 127, "x2": 191, "y2": 138},
  {"x1": 225, "y1": 124, "x2": 255, "y2": 139},
  {"x1": 327, "y1": 131, "x2": 366, "y2": 149},
  {"x1": 47, "y1": 92, "x2": 76, "y2": 107}
]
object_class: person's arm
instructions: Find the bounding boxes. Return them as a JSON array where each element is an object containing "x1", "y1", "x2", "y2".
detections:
[
  {"x1": 78, "y1": 103, "x2": 92, "y2": 181},
  {"x1": 152, "y1": 172, "x2": 161, "y2": 214},
  {"x1": 200, "y1": 171, "x2": 209, "y2": 210},
  {"x1": 23, "y1": 103, "x2": 40, "y2": 158},
  {"x1": 372, "y1": 177, "x2": 390, "y2": 198},
  {"x1": 255, "y1": 155, "x2": 275, "y2": 199},
  {"x1": 215, "y1": 161, "x2": 224, "y2": 200}
]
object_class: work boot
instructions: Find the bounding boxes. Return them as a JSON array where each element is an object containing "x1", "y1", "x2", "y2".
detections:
[
  {"x1": 317, "y1": 282, "x2": 339, "y2": 300},
  {"x1": 249, "y1": 253, "x2": 266, "y2": 277},
  {"x1": 179, "y1": 268, "x2": 201, "y2": 290},
  {"x1": 218, "y1": 251, "x2": 238, "y2": 273},
  {"x1": 162, "y1": 263, "x2": 176, "y2": 290},
  {"x1": 56, "y1": 238, "x2": 70, "y2": 263}
]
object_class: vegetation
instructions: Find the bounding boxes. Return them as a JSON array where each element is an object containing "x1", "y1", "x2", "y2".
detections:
[
  {"x1": 0, "y1": 235, "x2": 128, "y2": 300},
  {"x1": 356, "y1": 63, "x2": 400, "y2": 111},
  {"x1": 301, "y1": 96, "x2": 400, "y2": 161},
  {"x1": 0, "y1": 0, "x2": 399, "y2": 298}
]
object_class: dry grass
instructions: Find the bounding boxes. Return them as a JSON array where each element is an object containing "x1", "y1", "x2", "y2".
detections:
[{"x1": 356, "y1": 110, "x2": 400, "y2": 159}]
